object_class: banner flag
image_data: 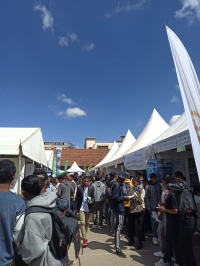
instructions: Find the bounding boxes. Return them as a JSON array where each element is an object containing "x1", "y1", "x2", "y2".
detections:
[
  {"x1": 52, "y1": 153, "x2": 57, "y2": 177},
  {"x1": 56, "y1": 147, "x2": 62, "y2": 177},
  {"x1": 166, "y1": 26, "x2": 200, "y2": 181},
  {"x1": 88, "y1": 163, "x2": 93, "y2": 171},
  {"x1": 64, "y1": 160, "x2": 68, "y2": 171}
]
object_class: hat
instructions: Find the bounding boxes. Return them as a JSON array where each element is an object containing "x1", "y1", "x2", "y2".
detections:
[{"x1": 118, "y1": 171, "x2": 129, "y2": 179}]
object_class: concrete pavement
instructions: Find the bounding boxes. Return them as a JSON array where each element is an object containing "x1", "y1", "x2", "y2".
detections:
[{"x1": 68, "y1": 223, "x2": 200, "y2": 266}]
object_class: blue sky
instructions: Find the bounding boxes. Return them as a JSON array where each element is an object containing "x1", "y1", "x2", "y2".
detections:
[{"x1": 1, "y1": 0, "x2": 200, "y2": 148}]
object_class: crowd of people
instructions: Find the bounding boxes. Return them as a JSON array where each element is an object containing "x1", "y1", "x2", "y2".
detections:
[{"x1": 0, "y1": 159, "x2": 200, "y2": 266}]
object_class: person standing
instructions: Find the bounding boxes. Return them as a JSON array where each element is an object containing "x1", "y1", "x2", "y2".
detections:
[
  {"x1": 20, "y1": 175, "x2": 67, "y2": 266},
  {"x1": 128, "y1": 177, "x2": 145, "y2": 250},
  {"x1": 145, "y1": 173, "x2": 162, "y2": 245},
  {"x1": 0, "y1": 159, "x2": 26, "y2": 266},
  {"x1": 123, "y1": 173, "x2": 133, "y2": 236},
  {"x1": 91, "y1": 175, "x2": 105, "y2": 229},
  {"x1": 111, "y1": 171, "x2": 130, "y2": 257},
  {"x1": 155, "y1": 176, "x2": 182, "y2": 266},
  {"x1": 108, "y1": 172, "x2": 118, "y2": 233},
  {"x1": 57, "y1": 173, "x2": 74, "y2": 208},
  {"x1": 76, "y1": 176, "x2": 94, "y2": 247},
  {"x1": 167, "y1": 171, "x2": 197, "y2": 266},
  {"x1": 193, "y1": 183, "x2": 200, "y2": 233}
]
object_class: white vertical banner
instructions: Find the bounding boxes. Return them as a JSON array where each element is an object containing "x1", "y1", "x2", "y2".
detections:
[
  {"x1": 56, "y1": 147, "x2": 62, "y2": 177},
  {"x1": 166, "y1": 26, "x2": 200, "y2": 181}
]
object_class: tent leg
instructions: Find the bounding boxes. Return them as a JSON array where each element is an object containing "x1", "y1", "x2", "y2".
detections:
[{"x1": 18, "y1": 154, "x2": 22, "y2": 194}]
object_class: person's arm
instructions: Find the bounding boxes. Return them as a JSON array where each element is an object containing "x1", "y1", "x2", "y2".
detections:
[
  {"x1": 56, "y1": 183, "x2": 62, "y2": 198},
  {"x1": 159, "y1": 206, "x2": 178, "y2": 214},
  {"x1": 13, "y1": 201, "x2": 27, "y2": 243},
  {"x1": 144, "y1": 186, "x2": 151, "y2": 212},
  {"x1": 112, "y1": 183, "x2": 129, "y2": 202}
]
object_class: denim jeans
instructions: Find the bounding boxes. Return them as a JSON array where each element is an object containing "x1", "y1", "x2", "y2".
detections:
[
  {"x1": 151, "y1": 216, "x2": 158, "y2": 238},
  {"x1": 60, "y1": 200, "x2": 70, "y2": 208},
  {"x1": 110, "y1": 209, "x2": 116, "y2": 232},
  {"x1": 105, "y1": 203, "x2": 110, "y2": 223},
  {"x1": 178, "y1": 214, "x2": 197, "y2": 266},
  {"x1": 115, "y1": 214, "x2": 124, "y2": 250}
]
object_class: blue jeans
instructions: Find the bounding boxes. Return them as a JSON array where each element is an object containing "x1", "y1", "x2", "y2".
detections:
[
  {"x1": 151, "y1": 216, "x2": 158, "y2": 238},
  {"x1": 105, "y1": 203, "x2": 110, "y2": 223},
  {"x1": 60, "y1": 200, "x2": 70, "y2": 208}
]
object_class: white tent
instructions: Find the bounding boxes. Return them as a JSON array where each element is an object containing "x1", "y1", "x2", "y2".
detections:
[
  {"x1": 103, "y1": 129, "x2": 136, "y2": 167},
  {"x1": 152, "y1": 113, "x2": 190, "y2": 153},
  {"x1": 0, "y1": 128, "x2": 47, "y2": 166},
  {"x1": 126, "y1": 109, "x2": 169, "y2": 155},
  {"x1": 45, "y1": 150, "x2": 54, "y2": 170},
  {"x1": 94, "y1": 141, "x2": 119, "y2": 168},
  {"x1": 67, "y1": 161, "x2": 85, "y2": 173},
  {"x1": 0, "y1": 127, "x2": 47, "y2": 193}
]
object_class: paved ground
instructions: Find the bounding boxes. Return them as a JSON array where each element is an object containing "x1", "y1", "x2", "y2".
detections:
[{"x1": 68, "y1": 223, "x2": 200, "y2": 266}]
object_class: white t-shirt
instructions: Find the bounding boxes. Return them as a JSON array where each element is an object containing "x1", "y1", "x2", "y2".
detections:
[{"x1": 80, "y1": 187, "x2": 89, "y2": 212}]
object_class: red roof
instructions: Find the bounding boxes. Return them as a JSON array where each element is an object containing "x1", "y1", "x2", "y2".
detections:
[{"x1": 46, "y1": 148, "x2": 109, "y2": 166}]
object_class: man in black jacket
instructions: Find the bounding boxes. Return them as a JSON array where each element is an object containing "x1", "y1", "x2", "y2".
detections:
[
  {"x1": 76, "y1": 176, "x2": 94, "y2": 247},
  {"x1": 111, "y1": 171, "x2": 130, "y2": 258}
]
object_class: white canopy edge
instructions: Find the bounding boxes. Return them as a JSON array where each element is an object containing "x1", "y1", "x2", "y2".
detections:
[
  {"x1": 103, "y1": 129, "x2": 136, "y2": 168},
  {"x1": 94, "y1": 141, "x2": 119, "y2": 168},
  {"x1": 67, "y1": 161, "x2": 85, "y2": 173},
  {"x1": 0, "y1": 127, "x2": 47, "y2": 166}
]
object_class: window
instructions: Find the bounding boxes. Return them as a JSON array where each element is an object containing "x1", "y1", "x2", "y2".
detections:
[{"x1": 97, "y1": 146, "x2": 108, "y2": 149}]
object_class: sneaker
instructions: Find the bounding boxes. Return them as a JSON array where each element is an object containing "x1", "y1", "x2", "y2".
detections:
[
  {"x1": 154, "y1": 251, "x2": 164, "y2": 258},
  {"x1": 68, "y1": 260, "x2": 75, "y2": 265},
  {"x1": 154, "y1": 259, "x2": 168, "y2": 266},
  {"x1": 152, "y1": 237, "x2": 159, "y2": 245},
  {"x1": 83, "y1": 239, "x2": 87, "y2": 247},
  {"x1": 92, "y1": 225, "x2": 98, "y2": 229},
  {"x1": 116, "y1": 249, "x2": 126, "y2": 258}
]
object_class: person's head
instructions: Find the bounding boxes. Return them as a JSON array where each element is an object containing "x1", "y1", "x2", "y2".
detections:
[
  {"x1": 110, "y1": 172, "x2": 118, "y2": 180},
  {"x1": 0, "y1": 159, "x2": 16, "y2": 185},
  {"x1": 21, "y1": 175, "x2": 46, "y2": 201},
  {"x1": 74, "y1": 172, "x2": 78, "y2": 178},
  {"x1": 166, "y1": 176, "x2": 176, "y2": 187},
  {"x1": 82, "y1": 176, "x2": 90, "y2": 187},
  {"x1": 162, "y1": 175, "x2": 170, "y2": 189},
  {"x1": 136, "y1": 171, "x2": 143, "y2": 180},
  {"x1": 131, "y1": 176, "x2": 141, "y2": 187},
  {"x1": 118, "y1": 171, "x2": 129, "y2": 184},
  {"x1": 95, "y1": 175, "x2": 102, "y2": 181},
  {"x1": 58, "y1": 174, "x2": 64, "y2": 183},
  {"x1": 174, "y1": 171, "x2": 186, "y2": 182},
  {"x1": 193, "y1": 183, "x2": 200, "y2": 196},
  {"x1": 64, "y1": 173, "x2": 72, "y2": 181},
  {"x1": 33, "y1": 168, "x2": 48, "y2": 180},
  {"x1": 150, "y1": 173, "x2": 157, "y2": 184},
  {"x1": 52, "y1": 178, "x2": 59, "y2": 185}
]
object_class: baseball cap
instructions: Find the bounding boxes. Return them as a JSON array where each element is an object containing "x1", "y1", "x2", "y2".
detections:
[{"x1": 118, "y1": 171, "x2": 129, "y2": 179}]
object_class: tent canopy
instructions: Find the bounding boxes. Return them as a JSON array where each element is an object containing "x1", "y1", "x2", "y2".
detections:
[
  {"x1": 126, "y1": 109, "x2": 169, "y2": 155},
  {"x1": 94, "y1": 141, "x2": 119, "y2": 168},
  {"x1": 67, "y1": 161, "x2": 85, "y2": 173},
  {"x1": 45, "y1": 150, "x2": 54, "y2": 170},
  {"x1": 103, "y1": 129, "x2": 136, "y2": 167},
  {"x1": 0, "y1": 127, "x2": 47, "y2": 166},
  {"x1": 152, "y1": 113, "x2": 188, "y2": 144}
]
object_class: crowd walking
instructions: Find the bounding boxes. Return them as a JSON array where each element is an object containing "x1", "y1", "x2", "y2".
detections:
[{"x1": 0, "y1": 159, "x2": 199, "y2": 266}]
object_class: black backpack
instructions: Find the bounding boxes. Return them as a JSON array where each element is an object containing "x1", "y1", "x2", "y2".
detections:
[{"x1": 25, "y1": 204, "x2": 81, "y2": 261}]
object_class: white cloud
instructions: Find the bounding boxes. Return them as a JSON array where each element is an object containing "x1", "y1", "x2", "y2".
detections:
[
  {"x1": 135, "y1": 120, "x2": 142, "y2": 127},
  {"x1": 170, "y1": 95, "x2": 179, "y2": 103},
  {"x1": 83, "y1": 42, "x2": 95, "y2": 52},
  {"x1": 169, "y1": 115, "x2": 181, "y2": 125},
  {"x1": 57, "y1": 94, "x2": 73, "y2": 104},
  {"x1": 57, "y1": 107, "x2": 87, "y2": 118},
  {"x1": 175, "y1": 0, "x2": 200, "y2": 25},
  {"x1": 105, "y1": 0, "x2": 147, "y2": 18},
  {"x1": 34, "y1": 4, "x2": 54, "y2": 31},
  {"x1": 176, "y1": 84, "x2": 180, "y2": 90},
  {"x1": 59, "y1": 32, "x2": 78, "y2": 47}
]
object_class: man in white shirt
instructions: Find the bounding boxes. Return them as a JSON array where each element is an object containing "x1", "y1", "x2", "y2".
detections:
[{"x1": 76, "y1": 176, "x2": 94, "y2": 247}]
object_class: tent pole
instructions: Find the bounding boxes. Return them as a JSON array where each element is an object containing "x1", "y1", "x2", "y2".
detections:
[{"x1": 18, "y1": 143, "x2": 22, "y2": 194}]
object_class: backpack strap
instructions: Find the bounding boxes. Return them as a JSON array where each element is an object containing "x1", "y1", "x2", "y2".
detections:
[{"x1": 26, "y1": 206, "x2": 53, "y2": 218}]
